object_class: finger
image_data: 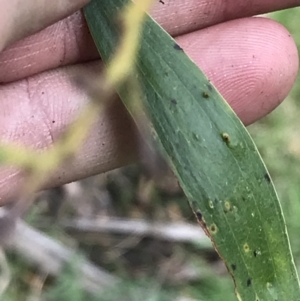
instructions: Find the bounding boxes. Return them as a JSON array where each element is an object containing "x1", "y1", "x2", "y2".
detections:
[
  {"x1": 176, "y1": 17, "x2": 299, "y2": 124},
  {"x1": 152, "y1": 0, "x2": 300, "y2": 36},
  {"x1": 0, "y1": 0, "x2": 90, "y2": 50},
  {"x1": 1, "y1": 0, "x2": 300, "y2": 83},
  {"x1": 0, "y1": 12, "x2": 98, "y2": 83},
  {"x1": 0, "y1": 17, "x2": 297, "y2": 204}
]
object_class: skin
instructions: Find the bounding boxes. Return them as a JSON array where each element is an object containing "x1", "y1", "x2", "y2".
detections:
[{"x1": 0, "y1": 0, "x2": 298, "y2": 205}]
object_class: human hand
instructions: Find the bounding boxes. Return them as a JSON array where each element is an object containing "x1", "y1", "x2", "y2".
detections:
[{"x1": 0, "y1": 0, "x2": 298, "y2": 204}]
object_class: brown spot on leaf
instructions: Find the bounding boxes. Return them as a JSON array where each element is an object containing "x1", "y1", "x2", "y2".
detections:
[
  {"x1": 209, "y1": 223, "x2": 217, "y2": 234},
  {"x1": 244, "y1": 243, "x2": 250, "y2": 253}
]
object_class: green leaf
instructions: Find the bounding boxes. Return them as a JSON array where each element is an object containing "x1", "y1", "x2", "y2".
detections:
[{"x1": 83, "y1": 0, "x2": 300, "y2": 300}]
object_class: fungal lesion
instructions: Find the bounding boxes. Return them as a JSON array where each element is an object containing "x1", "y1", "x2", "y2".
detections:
[
  {"x1": 246, "y1": 278, "x2": 252, "y2": 287},
  {"x1": 253, "y1": 249, "x2": 261, "y2": 257},
  {"x1": 196, "y1": 211, "x2": 203, "y2": 221},
  {"x1": 173, "y1": 43, "x2": 183, "y2": 51},
  {"x1": 243, "y1": 243, "x2": 250, "y2": 253},
  {"x1": 194, "y1": 210, "x2": 211, "y2": 236},
  {"x1": 224, "y1": 201, "x2": 231, "y2": 212},
  {"x1": 209, "y1": 223, "x2": 217, "y2": 234},
  {"x1": 202, "y1": 91, "x2": 209, "y2": 98},
  {"x1": 221, "y1": 132, "x2": 230, "y2": 144},
  {"x1": 264, "y1": 173, "x2": 271, "y2": 183}
]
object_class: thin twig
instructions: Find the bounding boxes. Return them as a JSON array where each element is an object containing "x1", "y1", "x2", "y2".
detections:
[{"x1": 61, "y1": 217, "x2": 211, "y2": 247}]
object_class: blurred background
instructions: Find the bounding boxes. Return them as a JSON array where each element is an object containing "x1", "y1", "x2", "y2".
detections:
[{"x1": 1, "y1": 7, "x2": 300, "y2": 301}]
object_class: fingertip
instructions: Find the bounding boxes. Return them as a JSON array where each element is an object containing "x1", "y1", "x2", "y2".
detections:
[{"x1": 177, "y1": 17, "x2": 299, "y2": 125}]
